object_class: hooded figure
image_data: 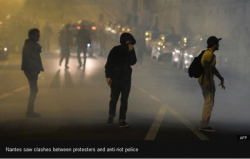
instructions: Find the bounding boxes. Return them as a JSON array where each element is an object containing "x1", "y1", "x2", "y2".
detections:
[
  {"x1": 105, "y1": 32, "x2": 137, "y2": 81},
  {"x1": 105, "y1": 32, "x2": 137, "y2": 128}
]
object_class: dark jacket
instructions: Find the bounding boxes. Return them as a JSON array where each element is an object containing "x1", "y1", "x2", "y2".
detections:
[
  {"x1": 105, "y1": 33, "x2": 137, "y2": 81},
  {"x1": 76, "y1": 27, "x2": 91, "y2": 46},
  {"x1": 21, "y1": 39, "x2": 44, "y2": 72},
  {"x1": 59, "y1": 29, "x2": 73, "y2": 49}
]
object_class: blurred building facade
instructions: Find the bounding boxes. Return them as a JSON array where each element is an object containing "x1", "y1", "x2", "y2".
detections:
[{"x1": 132, "y1": 0, "x2": 250, "y2": 37}]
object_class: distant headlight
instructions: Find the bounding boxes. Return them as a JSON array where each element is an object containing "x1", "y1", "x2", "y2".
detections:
[
  {"x1": 111, "y1": 30, "x2": 117, "y2": 34},
  {"x1": 87, "y1": 44, "x2": 90, "y2": 47},
  {"x1": 4, "y1": 47, "x2": 7, "y2": 52}
]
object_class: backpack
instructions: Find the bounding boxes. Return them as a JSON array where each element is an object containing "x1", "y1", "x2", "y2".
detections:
[{"x1": 188, "y1": 49, "x2": 213, "y2": 78}]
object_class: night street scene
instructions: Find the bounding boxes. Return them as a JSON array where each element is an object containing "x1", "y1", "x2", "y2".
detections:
[{"x1": 0, "y1": 0, "x2": 250, "y2": 158}]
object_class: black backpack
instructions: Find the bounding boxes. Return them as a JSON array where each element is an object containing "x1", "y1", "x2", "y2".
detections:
[{"x1": 188, "y1": 49, "x2": 213, "y2": 78}]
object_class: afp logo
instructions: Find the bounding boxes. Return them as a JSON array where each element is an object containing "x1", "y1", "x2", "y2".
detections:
[{"x1": 238, "y1": 135, "x2": 248, "y2": 140}]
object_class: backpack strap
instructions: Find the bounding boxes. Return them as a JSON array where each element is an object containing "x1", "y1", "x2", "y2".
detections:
[{"x1": 201, "y1": 50, "x2": 214, "y2": 85}]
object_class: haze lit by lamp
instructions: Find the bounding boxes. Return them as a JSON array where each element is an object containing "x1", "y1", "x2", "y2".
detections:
[{"x1": 6, "y1": 14, "x2": 11, "y2": 20}]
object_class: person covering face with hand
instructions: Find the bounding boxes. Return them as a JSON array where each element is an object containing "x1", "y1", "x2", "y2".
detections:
[{"x1": 105, "y1": 32, "x2": 137, "y2": 128}]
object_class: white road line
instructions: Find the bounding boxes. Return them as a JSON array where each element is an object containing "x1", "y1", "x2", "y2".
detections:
[
  {"x1": 145, "y1": 105, "x2": 167, "y2": 140},
  {"x1": 165, "y1": 105, "x2": 209, "y2": 140},
  {"x1": 149, "y1": 95, "x2": 161, "y2": 102},
  {"x1": 138, "y1": 88, "x2": 147, "y2": 93},
  {"x1": 13, "y1": 86, "x2": 28, "y2": 92},
  {"x1": 0, "y1": 85, "x2": 29, "y2": 100},
  {"x1": 132, "y1": 84, "x2": 209, "y2": 140},
  {"x1": 0, "y1": 93, "x2": 13, "y2": 100}
]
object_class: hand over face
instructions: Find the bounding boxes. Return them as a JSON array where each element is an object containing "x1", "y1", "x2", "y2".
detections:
[{"x1": 128, "y1": 44, "x2": 134, "y2": 51}]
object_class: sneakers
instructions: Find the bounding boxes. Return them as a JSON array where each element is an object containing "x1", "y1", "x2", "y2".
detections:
[
  {"x1": 199, "y1": 127, "x2": 216, "y2": 132},
  {"x1": 26, "y1": 112, "x2": 41, "y2": 118},
  {"x1": 107, "y1": 117, "x2": 129, "y2": 128},
  {"x1": 119, "y1": 121, "x2": 129, "y2": 128},
  {"x1": 107, "y1": 117, "x2": 113, "y2": 125}
]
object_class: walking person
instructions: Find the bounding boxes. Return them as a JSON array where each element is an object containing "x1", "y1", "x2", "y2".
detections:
[
  {"x1": 136, "y1": 31, "x2": 146, "y2": 66},
  {"x1": 21, "y1": 28, "x2": 44, "y2": 118},
  {"x1": 105, "y1": 33, "x2": 137, "y2": 127},
  {"x1": 42, "y1": 22, "x2": 53, "y2": 53},
  {"x1": 59, "y1": 24, "x2": 73, "y2": 69},
  {"x1": 198, "y1": 36, "x2": 225, "y2": 132},
  {"x1": 98, "y1": 25, "x2": 107, "y2": 56},
  {"x1": 76, "y1": 24, "x2": 91, "y2": 69}
]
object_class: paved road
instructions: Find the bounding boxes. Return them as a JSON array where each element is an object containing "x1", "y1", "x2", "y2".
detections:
[{"x1": 0, "y1": 39, "x2": 249, "y2": 141}]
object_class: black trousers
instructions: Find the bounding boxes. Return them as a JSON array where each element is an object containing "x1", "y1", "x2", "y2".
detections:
[
  {"x1": 60, "y1": 47, "x2": 70, "y2": 66},
  {"x1": 24, "y1": 71, "x2": 39, "y2": 113},
  {"x1": 109, "y1": 80, "x2": 131, "y2": 121},
  {"x1": 77, "y1": 45, "x2": 87, "y2": 67}
]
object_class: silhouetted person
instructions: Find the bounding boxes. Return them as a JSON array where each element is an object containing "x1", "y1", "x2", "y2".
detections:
[
  {"x1": 21, "y1": 28, "x2": 44, "y2": 118},
  {"x1": 42, "y1": 22, "x2": 53, "y2": 53},
  {"x1": 198, "y1": 36, "x2": 225, "y2": 132},
  {"x1": 98, "y1": 25, "x2": 107, "y2": 56},
  {"x1": 76, "y1": 25, "x2": 91, "y2": 69},
  {"x1": 136, "y1": 31, "x2": 146, "y2": 66},
  {"x1": 59, "y1": 24, "x2": 73, "y2": 69},
  {"x1": 105, "y1": 33, "x2": 137, "y2": 127}
]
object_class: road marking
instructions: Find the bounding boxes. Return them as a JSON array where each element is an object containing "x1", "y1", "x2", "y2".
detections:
[
  {"x1": 165, "y1": 105, "x2": 210, "y2": 140},
  {"x1": 149, "y1": 95, "x2": 161, "y2": 102},
  {"x1": 138, "y1": 88, "x2": 147, "y2": 93},
  {"x1": 145, "y1": 105, "x2": 167, "y2": 140},
  {"x1": 0, "y1": 86, "x2": 29, "y2": 100},
  {"x1": 0, "y1": 93, "x2": 13, "y2": 100},
  {"x1": 13, "y1": 86, "x2": 28, "y2": 92},
  {"x1": 132, "y1": 83, "x2": 209, "y2": 140}
]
